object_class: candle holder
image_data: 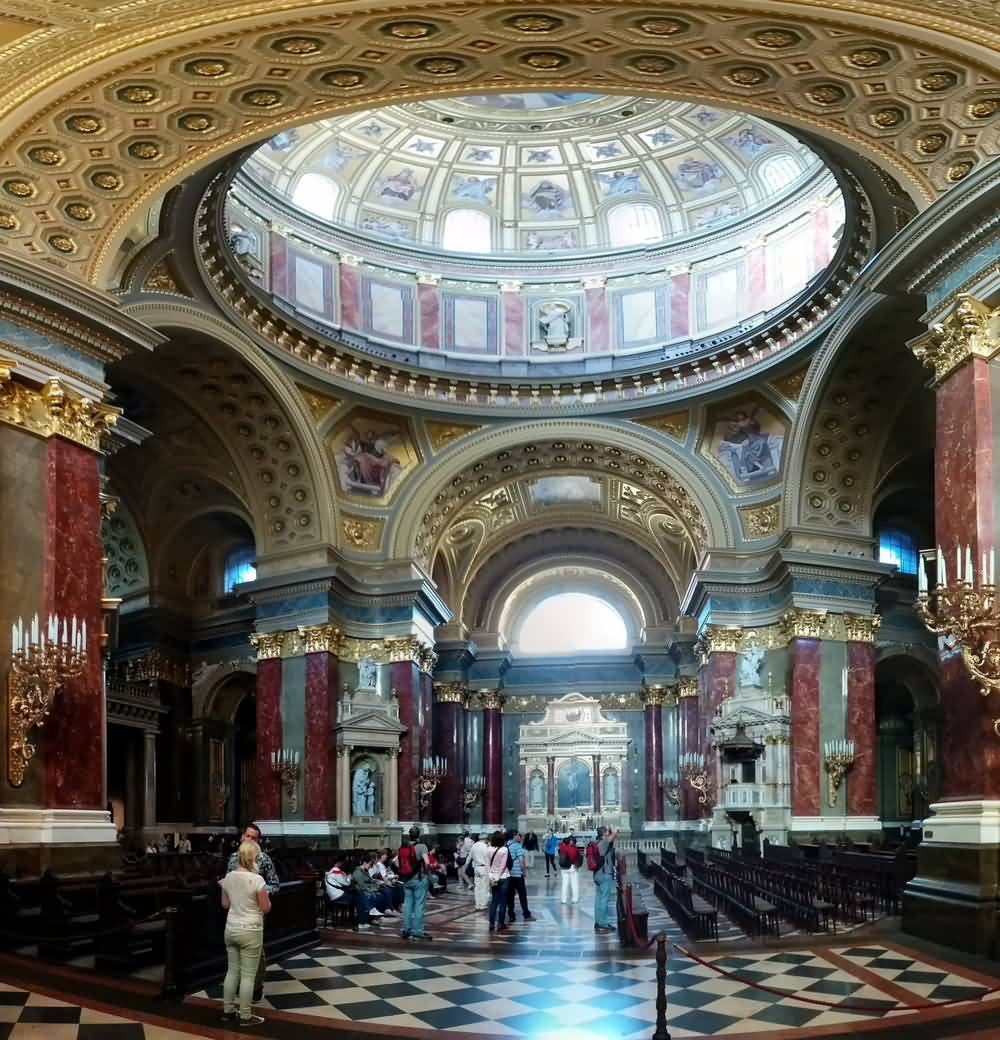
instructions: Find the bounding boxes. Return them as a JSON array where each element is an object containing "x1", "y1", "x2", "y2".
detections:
[
  {"x1": 824, "y1": 739, "x2": 855, "y2": 807},
  {"x1": 463, "y1": 774, "x2": 485, "y2": 811},
  {"x1": 271, "y1": 748, "x2": 301, "y2": 813},
  {"x1": 657, "y1": 771, "x2": 680, "y2": 805},
  {"x1": 680, "y1": 752, "x2": 714, "y2": 812},
  {"x1": 8, "y1": 613, "x2": 87, "y2": 787},
  {"x1": 418, "y1": 755, "x2": 448, "y2": 810}
]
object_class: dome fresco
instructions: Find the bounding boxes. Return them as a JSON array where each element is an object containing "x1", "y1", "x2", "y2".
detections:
[{"x1": 239, "y1": 94, "x2": 831, "y2": 256}]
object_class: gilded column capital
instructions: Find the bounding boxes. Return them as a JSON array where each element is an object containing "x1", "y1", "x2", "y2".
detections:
[
  {"x1": 910, "y1": 294, "x2": 1000, "y2": 385},
  {"x1": 433, "y1": 680, "x2": 467, "y2": 705},
  {"x1": 694, "y1": 625, "x2": 742, "y2": 661},
  {"x1": 677, "y1": 677, "x2": 700, "y2": 699},
  {"x1": 337, "y1": 635, "x2": 437, "y2": 674},
  {"x1": 843, "y1": 614, "x2": 882, "y2": 643},
  {"x1": 297, "y1": 623, "x2": 341, "y2": 654},
  {"x1": 0, "y1": 358, "x2": 120, "y2": 452},
  {"x1": 249, "y1": 631, "x2": 285, "y2": 660},
  {"x1": 781, "y1": 609, "x2": 829, "y2": 640},
  {"x1": 642, "y1": 684, "x2": 671, "y2": 707},
  {"x1": 478, "y1": 690, "x2": 505, "y2": 711}
]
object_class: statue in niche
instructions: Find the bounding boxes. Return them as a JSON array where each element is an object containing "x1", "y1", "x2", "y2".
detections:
[
  {"x1": 603, "y1": 770, "x2": 620, "y2": 806},
  {"x1": 537, "y1": 300, "x2": 574, "y2": 350},
  {"x1": 352, "y1": 763, "x2": 378, "y2": 816},
  {"x1": 529, "y1": 772, "x2": 545, "y2": 808},
  {"x1": 358, "y1": 657, "x2": 378, "y2": 690},
  {"x1": 558, "y1": 758, "x2": 591, "y2": 809},
  {"x1": 738, "y1": 646, "x2": 765, "y2": 689}
]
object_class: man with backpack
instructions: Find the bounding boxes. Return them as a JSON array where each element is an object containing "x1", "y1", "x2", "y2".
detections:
[
  {"x1": 397, "y1": 826, "x2": 432, "y2": 940},
  {"x1": 505, "y1": 830, "x2": 535, "y2": 922},
  {"x1": 589, "y1": 825, "x2": 618, "y2": 933},
  {"x1": 558, "y1": 833, "x2": 582, "y2": 904}
]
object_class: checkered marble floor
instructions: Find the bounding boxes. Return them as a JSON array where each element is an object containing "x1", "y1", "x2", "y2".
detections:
[
  {"x1": 189, "y1": 942, "x2": 1000, "y2": 1037},
  {"x1": 0, "y1": 982, "x2": 200, "y2": 1039}
]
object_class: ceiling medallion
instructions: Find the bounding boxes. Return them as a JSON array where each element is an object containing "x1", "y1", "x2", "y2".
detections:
[
  {"x1": 847, "y1": 47, "x2": 889, "y2": 68},
  {"x1": 242, "y1": 89, "x2": 282, "y2": 107},
  {"x1": 321, "y1": 68, "x2": 367, "y2": 88},
  {"x1": 179, "y1": 113, "x2": 215, "y2": 132},
  {"x1": 384, "y1": 21, "x2": 438, "y2": 39},
  {"x1": 629, "y1": 55, "x2": 673, "y2": 74},
  {"x1": 637, "y1": 17, "x2": 685, "y2": 36},
  {"x1": 753, "y1": 29, "x2": 798, "y2": 48},
  {"x1": 128, "y1": 141, "x2": 161, "y2": 160},
  {"x1": 0, "y1": 212, "x2": 19, "y2": 230},
  {"x1": 806, "y1": 83, "x2": 848, "y2": 105},
  {"x1": 273, "y1": 36, "x2": 323, "y2": 54},
  {"x1": 969, "y1": 99, "x2": 998, "y2": 118},
  {"x1": 726, "y1": 66, "x2": 768, "y2": 86},
  {"x1": 870, "y1": 107, "x2": 904, "y2": 128},
  {"x1": 27, "y1": 147, "x2": 63, "y2": 166},
  {"x1": 47, "y1": 234, "x2": 76, "y2": 254},
  {"x1": 65, "y1": 202, "x2": 94, "y2": 221},
  {"x1": 519, "y1": 51, "x2": 569, "y2": 69},
  {"x1": 947, "y1": 160, "x2": 973, "y2": 181},
  {"x1": 66, "y1": 115, "x2": 103, "y2": 134},
  {"x1": 504, "y1": 13, "x2": 563, "y2": 31},
  {"x1": 91, "y1": 171, "x2": 123, "y2": 190},
  {"x1": 186, "y1": 59, "x2": 230, "y2": 77},
  {"x1": 416, "y1": 56, "x2": 464, "y2": 74},
  {"x1": 919, "y1": 71, "x2": 957, "y2": 92},
  {"x1": 116, "y1": 85, "x2": 158, "y2": 104},
  {"x1": 3, "y1": 179, "x2": 35, "y2": 198},
  {"x1": 916, "y1": 132, "x2": 947, "y2": 154}
]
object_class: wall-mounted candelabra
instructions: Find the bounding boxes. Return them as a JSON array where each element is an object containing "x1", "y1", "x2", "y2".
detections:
[
  {"x1": 463, "y1": 773, "x2": 485, "y2": 811},
  {"x1": 8, "y1": 614, "x2": 87, "y2": 787},
  {"x1": 657, "y1": 770, "x2": 680, "y2": 805},
  {"x1": 680, "y1": 752, "x2": 714, "y2": 811},
  {"x1": 418, "y1": 755, "x2": 448, "y2": 810},
  {"x1": 271, "y1": 748, "x2": 300, "y2": 814},
  {"x1": 824, "y1": 739, "x2": 855, "y2": 807}
]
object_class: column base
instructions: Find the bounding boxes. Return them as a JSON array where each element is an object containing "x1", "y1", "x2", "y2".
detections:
[
  {"x1": 0, "y1": 808, "x2": 119, "y2": 874},
  {"x1": 921, "y1": 799, "x2": 1000, "y2": 845}
]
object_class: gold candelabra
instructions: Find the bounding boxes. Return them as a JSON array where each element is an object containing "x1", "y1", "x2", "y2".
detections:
[
  {"x1": 271, "y1": 748, "x2": 300, "y2": 813},
  {"x1": 824, "y1": 739, "x2": 855, "y2": 807},
  {"x1": 657, "y1": 771, "x2": 680, "y2": 805},
  {"x1": 680, "y1": 752, "x2": 714, "y2": 813},
  {"x1": 8, "y1": 614, "x2": 87, "y2": 787},
  {"x1": 418, "y1": 755, "x2": 448, "y2": 810},
  {"x1": 463, "y1": 773, "x2": 485, "y2": 811}
]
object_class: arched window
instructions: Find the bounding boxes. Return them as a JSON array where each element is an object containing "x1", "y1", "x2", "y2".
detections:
[
  {"x1": 759, "y1": 154, "x2": 802, "y2": 194},
  {"x1": 223, "y1": 548, "x2": 257, "y2": 594},
  {"x1": 608, "y1": 203, "x2": 663, "y2": 247},
  {"x1": 291, "y1": 173, "x2": 340, "y2": 220},
  {"x1": 878, "y1": 527, "x2": 919, "y2": 576},
  {"x1": 517, "y1": 592, "x2": 628, "y2": 654},
  {"x1": 442, "y1": 209, "x2": 492, "y2": 252}
]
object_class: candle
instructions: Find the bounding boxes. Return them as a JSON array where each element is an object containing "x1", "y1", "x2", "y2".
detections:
[
  {"x1": 967, "y1": 545, "x2": 974, "y2": 585},
  {"x1": 991, "y1": 549, "x2": 996, "y2": 586},
  {"x1": 81, "y1": 621, "x2": 86, "y2": 649},
  {"x1": 939, "y1": 547, "x2": 947, "y2": 587},
  {"x1": 918, "y1": 555, "x2": 927, "y2": 594}
]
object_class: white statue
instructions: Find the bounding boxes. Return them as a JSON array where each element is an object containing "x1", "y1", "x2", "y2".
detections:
[
  {"x1": 537, "y1": 300, "x2": 574, "y2": 350},
  {"x1": 358, "y1": 656, "x2": 378, "y2": 690},
  {"x1": 603, "y1": 770, "x2": 619, "y2": 806},
  {"x1": 738, "y1": 646, "x2": 765, "y2": 689},
  {"x1": 352, "y1": 765, "x2": 376, "y2": 816},
  {"x1": 529, "y1": 772, "x2": 545, "y2": 808}
]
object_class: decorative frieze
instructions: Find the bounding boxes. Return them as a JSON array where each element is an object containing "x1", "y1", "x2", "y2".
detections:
[
  {"x1": 843, "y1": 613, "x2": 882, "y2": 643},
  {"x1": 250, "y1": 629, "x2": 436, "y2": 671},
  {"x1": 433, "y1": 680, "x2": 467, "y2": 704},
  {"x1": 601, "y1": 691, "x2": 647, "y2": 711},
  {"x1": 641, "y1": 684, "x2": 672, "y2": 707},
  {"x1": 107, "y1": 651, "x2": 190, "y2": 686},
  {"x1": 677, "y1": 677, "x2": 700, "y2": 699},
  {"x1": 781, "y1": 609, "x2": 829, "y2": 640},
  {"x1": 694, "y1": 624, "x2": 743, "y2": 662},
  {"x1": 249, "y1": 631, "x2": 286, "y2": 660},
  {"x1": 909, "y1": 294, "x2": 1000, "y2": 385},
  {"x1": 297, "y1": 623, "x2": 340, "y2": 654},
  {"x1": 739, "y1": 500, "x2": 781, "y2": 540}
]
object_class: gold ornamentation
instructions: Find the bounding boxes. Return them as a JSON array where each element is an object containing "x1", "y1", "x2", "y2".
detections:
[
  {"x1": 871, "y1": 107, "x2": 904, "y2": 128},
  {"x1": 847, "y1": 47, "x2": 889, "y2": 68},
  {"x1": 321, "y1": 69, "x2": 366, "y2": 88},
  {"x1": 970, "y1": 99, "x2": 999, "y2": 119},
  {"x1": 677, "y1": 677, "x2": 699, "y2": 699},
  {"x1": 65, "y1": 203, "x2": 94, "y2": 222},
  {"x1": 642, "y1": 684, "x2": 671, "y2": 707},
  {"x1": 271, "y1": 750, "x2": 301, "y2": 813},
  {"x1": 768, "y1": 367, "x2": 807, "y2": 401},
  {"x1": 179, "y1": 113, "x2": 215, "y2": 132},
  {"x1": 107, "y1": 651, "x2": 190, "y2": 686},
  {"x1": 726, "y1": 66, "x2": 767, "y2": 86},
  {"x1": 806, "y1": 84, "x2": 847, "y2": 105},
  {"x1": 520, "y1": 52, "x2": 568, "y2": 69},
  {"x1": 506, "y1": 14, "x2": 561, "y2": 32},
  {"x1": 186, "y1": 59, "x2": 229, "y2": 77},
  {"x1": 739, "y1": 501, "x2": 781, "y2": 539},
  {"x1": 385, "y1": 21, "x2": 436, "y2": 39},
  {"x1": 947, "y1": 161, "x2": 973, "y2": 182},
  {"x1": 843, "y1": 614, "x2": 882, "y2": 643},
  {"x1": 48, "y1": 235, "x2": 77, "y2": 254},
  {"x1": 599, "y1": 691, "x2": 646, "y2": 711},
  {"x1": 636, "y1": 411, "x2": 689, "y2": 441},
  {"x1": 824, "y1": 740, "x2": 855, "y2": 807},
  {"x1": 143, "y1": 258, "x2": 182, "y2": 293},
  {"x1": 337, "y1": 635, "x2": 436, "y2": 674},
  {"x1": 117, "y1": 85, "x2": 158, "y2": 103},
  {"x1": 128, "y1": 141, "x2": 161, "y2": 160},
  {"x1": 342, "y1": 515, "x2": 384, "y2": 552},
  {"x1": 630, "y1": 55, "x2": 674, "y2": 74},
  {"x1": 297, "y1": 623, "x2": 340, "y2": 654},
  {"x1": 274, "y1": 36, "x2": 323, "y2": 54},
  {"x1": 297, "y1": 385, "x2": 339, "y2": 420},
  {"x1": 479, "y1": 690, "x2": 505, "y2": 711},
  {"x1": 916, "y1": 132, "x2": 947, "y2": 154},
  {"x1": 249, "y1": 631, "x2": 285, "y2": 660},
  {"x1": 28, "y1": 147, "x2": 63, "y2": 166},
  {"x1": 753, "y1": 29, "x2": 798, "y2": 48},
  {"x1": 637, "y1": 18, "x2": 684, "y2": 35},
  {"x1": 3, "y1": 180, "x2": 34, "y2": 198},
  {"x1": 427, "y1": 421, "x2": 478, "y2": 452},
  {"x1": 416, "y1": 56, "x2": 463, "y2": 74},
  {"x1": 433, "y1": 681, "x2": 467, "y2": 704},
  {"x1": 919, "y1": 71, "x2": 957, "y2": 92},
  {"x1": 695, "y1": 625, "x2": 743, "y2": 660},
  {"x1": 503, "y1": 694, "x2": 547, "y2": 713},
  {"x1": 910, "y1": 294, "x2": 1000, "y2": 384},
  {"x1": 91, "y1": 171, "x2": 123, "y2": 191},
  {"x1": 0, "y1": 213, "x2": 19, "y2": 230},
  {"x1": 66, "y1": 115, "x2": 102, "y2": 134},
  {"x1": 241, "y1": 89, "x2": 281, "y2": 107},
  {"x1": 781, "y1": 609, "x2": 829, "y2": 640}
]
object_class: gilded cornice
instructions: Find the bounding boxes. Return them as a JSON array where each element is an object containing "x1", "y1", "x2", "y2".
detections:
[
  {"x1": 433, "y1": 680, "x2": 467, "y2": 705},
  {"x1": 601, "y1": 691, "x2": 648, "y2": 712},
  {"x1": 249, "y1": 631, "x2": 285, "y2": 661},
  {"x1": 677, "y1": 677, "x2": 700, "y2": 699},
  {"x1": 781, "y1": 609, "x2": 829, "y2": 640},
  {"x1": 251, "y1": 628, "x2": 436, "y2": 671},
  {"x1": 107, "y1": 650, "x2": 190, "y2": 687},
  {"x1": 501, "y1": 694, "x2": 546, "y2": 714},
  {"x1": 0, "y1": 358, "x2": 118, "y2": 451},
  {"x1": 910, "y1": 294, "x2": 1000, "y2": 384},
  {"x1": 843, "y1": 613, "x2": 882, "y2": 643}
]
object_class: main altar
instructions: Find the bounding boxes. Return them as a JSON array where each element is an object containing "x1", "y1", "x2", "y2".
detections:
[{"x1": 517, "y1": 693, "x2": 631, "y2": 836}]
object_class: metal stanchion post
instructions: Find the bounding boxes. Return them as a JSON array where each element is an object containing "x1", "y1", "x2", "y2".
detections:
[
  {"x1": 161, "y1": 905, "x2": 178, "y2": 998},
  {"x1": 651, "y1": 932, "x2": 671, "y2": 1040}
]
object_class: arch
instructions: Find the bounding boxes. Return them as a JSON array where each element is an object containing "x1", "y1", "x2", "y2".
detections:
[
  {"x1": 509, "y1": 587, "x2": 633, "y2": 655},
  {"x1": 442, "y1": 209, "x2": 492, "y2": 253},
  {"x1": 291, "y1": 172, "x2": 340, "y2": 220},
  {"x1": 758, "y1": 153, "x2": 805, "y2": 194},
  {"x1": 102, "y1": 496, "x2": 151, "y2": 604},
  {"x1": 607, "y1": 202, "x2": 664, "y2": 247},
  {"x1": 192, "y1": 659, "x2": 258, "y2": 722}
]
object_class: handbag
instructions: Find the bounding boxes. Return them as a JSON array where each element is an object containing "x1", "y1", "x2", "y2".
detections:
[{"x1": 487, "y1": 849, "x2": 506, "y2": 886}]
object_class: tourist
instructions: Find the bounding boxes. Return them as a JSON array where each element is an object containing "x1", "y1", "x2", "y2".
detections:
[
  {"x1": 324, "y1": 858, "x2": 353, "y2": 910},
  {"x1": 558, "y1": 833, "x2": 582, "y2": 904},
  {"x1": 352, "y1": 854, "x2": 390, "y2": 924},
  {"x1": 398, "y1": 826, "x2": 432, "y2": 941},
  {"x1": 426, "y1": 846, "x2": 448, "y2": 894},
  {"x1": 370, "y1": 849, "x2": 404, "y2": 912},
  {"x1": 505, "y1": 830, "x2": 534, "y2": 922},
  {"x1": 145, "y1": 839, "x2": 158, "y2": 855},
  {"x1": 176, "y1": 833, "x2": 192, "y2": 854},
  {"x1": 456, "y1": 831, "x2": 474, "y2": 892},
  {"x1": 219, "y1": 839, "x2": 271, "y2": 1028},
  {"x1": 543, "y1": 830, "x2": 559, "y2": 878},
  {"x1": 487, "y1": 831, "x2": 511, "y2": 934},
  {"x1": 227, "y1": 823, "x2": 280, "y2": 1001},
  {"x1": 523, "y1": 831, "x2": 539, "y2": 869},
  {"x1": 591, "y1": 825, "x2": 618, "y2": 933},
  {"x1": 470, "y1": 832, "x2": 491, "y2": 910}
]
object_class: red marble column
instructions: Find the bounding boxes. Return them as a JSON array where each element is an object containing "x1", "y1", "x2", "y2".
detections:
[
  {"x1": 747, "y1": 242, "x2": 766, "y2": 310},
  {"x1": 593, "y1": 755, "x2": 601, "y2": 813},
  {"x1": 846, "y1": 640, "x2": 877, "y2": 816},
  {"x1": 546, "y1": 756, "x2": 555, "y2": 815},
  {"x1": 644, "y1": 701, "x2": 664, "y2": 823},
  {"x1": 585, "y1": 283, "x2": 610, "y2": 354},
  {"x1": 392, "y1": 661, "x2": 422, "y2": 822},
  {"x1": 790, "y1": 638, "x2": 822, "y2": 817},
  {"x1": 502, "y1": 289, "x2": 525, "y2": 356},
  {"x1": 42, "y1": 439, "x2": 105, "y2": 809},
  {"x1": 432, "y1": 691, "x2": 465, "y2": 824},
  {"x1": 670, "y1": 270, "x2": 691, "y2": 339},
  {"x1": 304, "y1": 651, "x2": 338, "y2": 820},
  {"x1": 418, "y1": 281, "x2": 441, "y2": 350},
  {"x1": 269, "y1": 230, "x2": 288, "y2": 298},
  {"x1": 339, "y1": 262, "x2": 362, "y2": 329},
  {"x1": 482, "y1": 695, "x2": 503, "y2": 825},
  {"x1": 255, "y1": 656, "x2": 282, "y2": 820},
  {"x1": 703, "y1": 653, "x2": 736, "y2": 756}
]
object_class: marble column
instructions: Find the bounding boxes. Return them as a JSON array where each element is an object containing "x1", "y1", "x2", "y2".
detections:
[
  {"x1": 417, "y1": 274, "x2": 441, "y2": 350},
  {"x1": 592, "y1": 755, "x2": 601, "y2": 813},
  {"x1": 142, "y1": 730, "x2": 157, "y2": 831},
  {"x1": 302, "y1": 627, "x2": 338, "y2": 822},
  {"x1": 432, "y1": 682, "x2": 466, "y2": 825},
  {"x1": 845, "y1": 617, "x2": 879, "y2": 818},
  {"x1": 481, "y1": 692, "x2": 504, "y2": 827},
  {"x1": 546, "y1": 756, "x2": 555, "y2": 816},
  {"x1": 520, "y1": 762, "x2": 528, "y2": 815},
  {"x1": 391, "y1": 660, "x2": 423, "y2": 824},
  {"x1": 338, "y1": 256, "x2": 362, "y2": 330},
  {"x1": 250, "y1": 632, "x2": 285, "y2": 821},
  {"x1": 788, "y1": 629, "x2": 822, "y2": 819},
  {"x1": 677, "y1": 677, "x2": 700, "y2": 821},
  {"x1": 583, "y1": 276, "x2": 609, "y2": 354},
  {"x1": 669, "y1": 265, "x2": 691, "y2": 339},
  {"x1": 501, "y1": 282, "x2": 525, "y2": 356},
  {"x1": 643, "y1": 686, "x2": 667, "y2": 823}
]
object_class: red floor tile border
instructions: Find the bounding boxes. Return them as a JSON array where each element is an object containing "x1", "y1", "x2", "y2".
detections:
[
  {"x1": 880, "y1": 940, "x2": 1000, "y2": 990},
  {"x1": 815, "y1": 948, "x2": 925, "y2": 1008}
]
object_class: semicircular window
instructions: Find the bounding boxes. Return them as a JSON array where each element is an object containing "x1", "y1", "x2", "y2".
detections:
[{"x1": 517, "y1": 592, "x2": 628, "y2": 654}]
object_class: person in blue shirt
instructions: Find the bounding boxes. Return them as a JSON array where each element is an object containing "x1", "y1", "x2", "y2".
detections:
[
  {"x1": 543, "y1": 830, "x2": 559, "y2": 878},
  {"x1": 505, "y1": 830, "x2": 535, "y2": 922}
]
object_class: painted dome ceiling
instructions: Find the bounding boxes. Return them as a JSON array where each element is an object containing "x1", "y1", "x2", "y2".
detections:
[{"x1": 238, "y1": 93, "x2": 829, "y2": 256}]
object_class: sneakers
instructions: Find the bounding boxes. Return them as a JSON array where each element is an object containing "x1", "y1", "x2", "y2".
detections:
[
  {"x1": 369, "y1": 908, "x2": 384, "y2": 917},
  {"x1": 594, "y1": 924, "x2": 615, "y2": 933},
  {"x1": 523, "y1": 914, "x2": 536, "y2": 921},
  {"x1": 410, "y1": 933, "x2": 434, "y2": 941},
  {"x1": 356, "y1": 923, "x2": 372, "y2": 931},
  {"x1": 238, "y1": 1016, "x2": 265, "y2": 1028}
]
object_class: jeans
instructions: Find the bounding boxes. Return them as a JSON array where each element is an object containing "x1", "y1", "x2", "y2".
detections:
[
  {"x1": 223, "y1": 926, "x2": 263, "y2": 1021},
  {"x1": 544, "y1": 853, "x2": 556, "y2": 875},
  {"x1": 594, "y1": 870, "x2": 615, "y2": 928},
  {"x1": 489, "y1": 878, "x2": 509, "y2": 930},
  {"x1": 560, "y1": 865, "x2": 579, "y2": 903},
  {"x1": 506, "y1": 875, "x2": 530, "y2": 918},
  {"x1": 402, "y1": 875, "x2": 429, "y2": 936}
]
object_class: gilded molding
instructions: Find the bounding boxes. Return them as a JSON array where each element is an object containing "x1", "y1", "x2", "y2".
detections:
[
  {"x1": 910, "y1": 294, "x2": 1000, "y2": 384},
  {"x1": 768, "y1": 367, "x2": 807, "y2": 402},
  {"x1": 342, "y1": 515, "x2": 384, "y2": 553},
  {"x1": 642, "y1": 684, "x2": 672, "y2": 707},
  {"x1": 0, "y1": 359, "x2": 119, "y2": 451},
  {"x1": 426, "y1": 421, "x2": 480, "y2": 452},
  {"x1": 477, "y1": 691, "x2": 505, "y2": 711},
  {"x1": 107, "y1": 651, "x2": 190, "y2": 687},
  {"x1": 433, "y1": 680, "x2": 467, "y2": 704},
  {"x1": 636, "y1": 411, "x2": 690, "y2": 442},
  {"x1": 739, "y1": 500, "x2": 781, "y2": 540},
  {"x1": 843, "y1": 613, "x2": 882, "y2": 643},
  {"x1": 249, "y1": 631, "x2": 285, "y2": 660},
  {"x1": 601, "y1": 691, "x2": 648, "y2": 711},
  {"x1": 695, "y1": 625, "x2": 743, "y2": 660},
  {"x1": 677, "y1": 677, "x2": 700, "y2": 699},
  {"x1": 503, "y1": 694, "x2": 547, "y2": 713},
  {"x1": 297, "y1": 384, "x2": 340, "y2": 421},
  {"x1": 297, "y1": 623, "x2": 340, "y2": 654},
  {"x1": 781, "y1": 609, "x2": 829, "y2": 640}
]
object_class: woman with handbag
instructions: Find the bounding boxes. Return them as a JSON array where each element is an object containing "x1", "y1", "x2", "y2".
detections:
[{"x1": 486, "y1": 831, "x2": 511, "y2": 934}]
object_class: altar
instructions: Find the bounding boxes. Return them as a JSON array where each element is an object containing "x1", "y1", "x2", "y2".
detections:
[{"x1": 517, "y1": 693, "x2": 631, "y2": 836}]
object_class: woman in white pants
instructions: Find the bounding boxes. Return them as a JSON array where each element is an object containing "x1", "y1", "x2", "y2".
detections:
[
  {"x1": 470, "y1": 834, "x2": 492, "y2": 910},
  {"x1": 558, "y1": 836, "x2": 581, "y2": 904}
]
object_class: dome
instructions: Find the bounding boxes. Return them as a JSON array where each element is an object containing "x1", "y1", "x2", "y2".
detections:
[{"x1": 238, "y1": 93, "x2": 832, "y2": 257}]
